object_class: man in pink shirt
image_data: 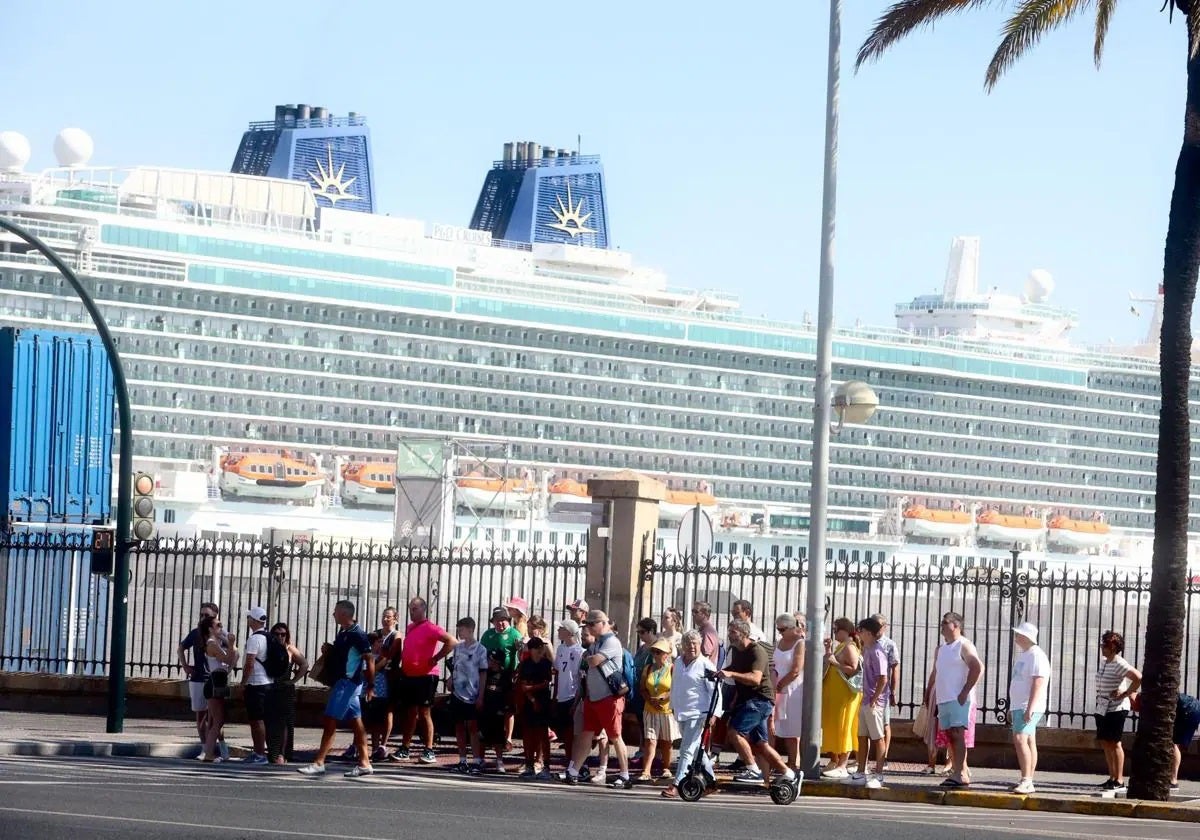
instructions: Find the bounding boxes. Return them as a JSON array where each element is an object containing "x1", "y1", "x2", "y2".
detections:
[{"x1": 396, "y1": 596, "x2": 456, "y2": 764}]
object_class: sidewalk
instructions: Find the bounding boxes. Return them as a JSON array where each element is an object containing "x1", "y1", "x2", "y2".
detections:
[{"x1": 1, "y1": 711, "x2": 1196, "y2": 823}]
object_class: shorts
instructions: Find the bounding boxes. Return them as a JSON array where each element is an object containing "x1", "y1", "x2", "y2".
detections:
[
  {"x1": 479, "y1": 692, "x2": 508, "y2": 745},
  {"x1": 554, "y1": 699, "x2": 575, "y2": 735},
  {"x1": 1095, "y1": 710, "x2": 1128, "y2": 743},
  {"x1": 244, "y1": 684, "x2": 268, "y2": 722},
  {"x1": 1011, "y1": 709, "x2": 1042, "y2": 736},
  {"x1": 325, "y1": 678, "x2": 363, "y2": 722},
  {"x1": 882, "y1": 703, "x2": 892, "y2": 725},
  {"x1": 582, "y1": 695, "x2": 624, "y2": 739},
  {"x1": 363, "y1": 696, "x2": 391, "y2": 727},
  {"x1": 859, "y1": 702, "x2": 886, "y2": 741},
  {"x1": 937, "y1": 699, "x2": 971, "y2": 730},
  {"x1": 401, "y1": 675, "x2": 438, "y2": 708},
  {"x1": 188, "y1": 681, "x2": 208, "y2": 713},
  {"x1": 449, "y1": 695, "x2": 479, "y2": 724},
  {"x1": 728, "y1": 697, "x2": 773, "y2": 745}
]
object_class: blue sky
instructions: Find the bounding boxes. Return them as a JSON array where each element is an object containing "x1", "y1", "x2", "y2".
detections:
[{"x1": 4, "y1": 1, "x2": 1185, "y2": 346}]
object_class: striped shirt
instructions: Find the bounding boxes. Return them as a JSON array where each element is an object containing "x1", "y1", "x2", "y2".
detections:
[{"x1": 1095, "y1": 655, "x2": 1134, "y2": 714}]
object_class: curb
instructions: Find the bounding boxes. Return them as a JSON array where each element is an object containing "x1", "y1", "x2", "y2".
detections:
[
  {"x1": 0, "y1": 740, "x2": 250, "y2": 760},
  {"x1": 798, "y1": 780, "x2": 1198, "y2": 823}
]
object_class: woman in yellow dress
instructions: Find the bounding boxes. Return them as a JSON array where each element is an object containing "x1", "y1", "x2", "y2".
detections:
[{"x1": 820, "y1": 617, "x2": 862, "y2": 778}]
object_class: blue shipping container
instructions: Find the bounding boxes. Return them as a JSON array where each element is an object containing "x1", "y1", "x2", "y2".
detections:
[{"x1": 0, "y1": 328, "x2": 115, "y2": 527}]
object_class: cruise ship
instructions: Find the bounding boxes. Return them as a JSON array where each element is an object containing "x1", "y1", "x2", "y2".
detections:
[{"x1": 0, "y1": 106, "x2": 1191, "y2": 569}]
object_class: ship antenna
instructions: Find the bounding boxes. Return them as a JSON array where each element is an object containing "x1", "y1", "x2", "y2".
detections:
[{"x1": 577, "y1": 134, "x2": 581, "y2": 155}]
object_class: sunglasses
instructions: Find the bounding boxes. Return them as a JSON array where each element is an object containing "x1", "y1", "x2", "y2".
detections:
[
  {"x1": 273, "y1": 631, "x2": 288, "y2": 637},
  {"x1": 776, "y1": 626, "x2": 791, "y2": 633}
]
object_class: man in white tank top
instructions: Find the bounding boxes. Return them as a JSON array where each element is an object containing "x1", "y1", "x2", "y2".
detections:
[{"x1": 929, "y1": 612, "x2": 983, "y2": 787}]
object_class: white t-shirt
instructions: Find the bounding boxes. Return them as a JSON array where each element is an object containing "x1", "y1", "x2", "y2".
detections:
[
  {"x1": 554, "y1": 643, "x2": 584, "y2": 702},
  {"x1": 1009, "y1": 645, "x2": 1051, "y2": 715},
  {"x1": 243, "y1": 631, "x2": 271, "y2": 686}
]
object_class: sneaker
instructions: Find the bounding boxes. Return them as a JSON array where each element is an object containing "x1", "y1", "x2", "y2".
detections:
[
  {"x1": 865, "y1": 776, "x2": 883, "y2": 790},
  {"x1": 535, "y1": 769, "x2": 553, "y2": 781},
  {"x1": 469, "y1": 762, "x2": 483, "y2": 776},
  {"x1": 218, "y1": 741, "x2": 230, "y2": 761},
  {"x1": 245, "y1": 753, "x2": 268, "y2": 765},
  {"x1": 608, "y1": 775, "x2": 633, "y2": 790},
  {"x1": 733, "y1": 768, "x2": 765, "y2": 784},
  {"x1": 344, "y1": 765, "x2": 374, "y2": 778},
  {"x1": 591, "y1": 772, "x2": 607, "y2": 786},
  {"x1": 561, "y1": 772, "x2": 579, "y2": 786},
  {"x1": 296, "y1": 763, "x2": 326, "y2": 776},
  {"x1": 394, "y1": 747, "x2": 410, "y2": 761},
  {"x1": 1099, "y1": 778, "x2": 1118, "y2": 790},
  {"x1": 727, "y1": 759, "x2": 747, "y2": 773},
  {"x1": 821, "y1": 767, "x2": 849, "y2": 779},
  {"x1": 494, "y1": 760, "x2": 506, "y2": 774},
  {"x1": 1170, "y1": 782, "x2": 1180, "y2": 791},
  {"x1": 1110, "y1": 782, "x2": 1127, "y2": 795},
  {"x1": 1013, "y1": 779, "x2": 1035, "y2": 795},
  {"x1": 519, "y1": 767, "x2": 537, "y2": 780},
  {"x1": 849, "y1": 772, "x2": 868, "y2": 785},
  {"x1": 340, "y1": 745, "x2": 357, "y2": 761},
  {"x1": 449, "y1": 760, "x2": 467, "y2": 774},
  {"x1": 578, "y1": 766, "x2": 593, "y2": 783},
  {"x1": 371, "y1": 747, "x2": 388, "y2": 762},
  {"x1": 419, "y1": 749, "x2": 437, "y2": 765},
  {"x1": 923, "y1": 766, "x2": 937, "y2": 775}
]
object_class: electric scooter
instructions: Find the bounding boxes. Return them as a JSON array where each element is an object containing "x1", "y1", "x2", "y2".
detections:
[{"x1": 676, "y1": 672, "x2": 799, "y2": 805}]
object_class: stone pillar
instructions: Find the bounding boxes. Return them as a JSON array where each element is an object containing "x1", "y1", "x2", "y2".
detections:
[{"x1": 585, "y1": 471, "x2": 666, "y2": 644}]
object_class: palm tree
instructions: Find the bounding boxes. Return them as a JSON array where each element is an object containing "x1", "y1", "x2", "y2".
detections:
[{"x1": 857, "y1": 1, "x2": 1194, "y2": 801}]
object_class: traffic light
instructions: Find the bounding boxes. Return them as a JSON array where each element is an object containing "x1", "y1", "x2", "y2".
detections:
[
  {"x1": 90, "y1": 528, "x2": 115, "y2": 575},
  {"x1": 132, "y1": 472, "x2": 155, "y2": 541}
]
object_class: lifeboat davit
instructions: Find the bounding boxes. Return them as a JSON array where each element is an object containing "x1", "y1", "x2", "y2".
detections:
[
  {"x1": 549, "y1": 479, "x2": 590, "y2": 511},
  {"x1": 219, "y1": 453, "x2": 324, "y2": 501},
  {"x1": 1047, "y1": 515, "x2": 1111, "y2": 549},
  {"x1": 660, "y1": 489, "x2": 719, "y2": 520},
  {"x1": 975, "y1": 509, "x2": 1042, "y2": 543},
  {"x1": 456, "y1": 476, "x2": 536, "y2": 512},
  {"x1": 901, "y1": 505, "x2": 973, "y2": 539},
  {"x1": 341, "y1": 462, "x2": 396, "y2": 509}
]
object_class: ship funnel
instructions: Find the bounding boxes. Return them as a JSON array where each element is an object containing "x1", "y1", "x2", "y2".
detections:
[
  {"x1": 503, "y1": 142, "x2": 514, "y2": 163},
  {"x1": 297, "y1": 104, "x2": 311, "y2": 121},
  {"x1": 943, "y1": 236, "x2": 980, "y2": 302},
  {"x1": 525, "y1": 141, "x2": 538, "y2": 163},
  {"x1": 312, "y1": 106, "x2": 329, "y2": 121}
]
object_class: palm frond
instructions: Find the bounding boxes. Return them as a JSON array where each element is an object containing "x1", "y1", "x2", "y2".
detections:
[
  {"x1": 1189, "y1": 3, "x2": 1200, "y2": 58},
  {"x1": 984, "y1": 0, "x2": 1090, "y2": 90},
  {"x1": 855, "y1": 0, "x2": 1003, "y2": 69},
  {"x1": 1093, "y1": 0, "x2": 1118, "y2": 67}
]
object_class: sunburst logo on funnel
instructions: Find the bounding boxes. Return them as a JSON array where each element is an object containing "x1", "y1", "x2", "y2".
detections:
[
  {"x1": 548, "y1": 183, "x2": 594, "y2": 237},
  {"x1": 307, "y1": 146, "x2": 358, "y2": 205}
]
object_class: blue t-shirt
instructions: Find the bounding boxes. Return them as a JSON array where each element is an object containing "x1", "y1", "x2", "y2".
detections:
[
  {"x1": 181, "y1": 628, "x2": 208, "y2": 683},
  {"x1": 333, "y1": 623, "x2": 372, "y2": 684}
]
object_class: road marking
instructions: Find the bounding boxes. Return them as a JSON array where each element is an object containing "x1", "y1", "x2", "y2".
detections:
[{"x1": 0, "y1": 806, "x2": 350, "y2": 838}]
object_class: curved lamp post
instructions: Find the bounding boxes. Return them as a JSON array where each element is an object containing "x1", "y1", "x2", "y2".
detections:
[{"x1": 0, "y1": 217, "x2": 134, "y2": 734}]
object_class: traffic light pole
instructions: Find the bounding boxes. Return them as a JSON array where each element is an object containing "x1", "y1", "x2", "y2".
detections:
[{"x1": 0, "y1": 218, "x2": 134, "y2": 733}]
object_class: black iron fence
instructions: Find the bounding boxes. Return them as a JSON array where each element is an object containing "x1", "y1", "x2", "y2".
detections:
[
  {"x1": 0, "y1": 530, "x2": 588, "y2": 681},
  {"x1": 636, "y1": 552, "x2": 1200, "y2": 729}
]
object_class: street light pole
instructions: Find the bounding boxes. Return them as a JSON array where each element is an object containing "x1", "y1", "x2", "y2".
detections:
[
  {"x1": 0, "y1": 218, "x2": 134, "y2": 734},
  {"x1": 801, "y1": 0, "x2": 841, "y2": 780}
]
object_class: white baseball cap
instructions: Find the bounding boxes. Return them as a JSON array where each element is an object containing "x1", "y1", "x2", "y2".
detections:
[{"x1": 246, "y1": 606, "x2": 267, "y2": 622}]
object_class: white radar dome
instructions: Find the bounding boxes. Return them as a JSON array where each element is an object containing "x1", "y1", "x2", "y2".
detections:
[
  {"x1": 1025, "y1": 269, "x2": 1054, "y2": 303},
  {"x1": 53, "y1": 128, "x2": 94, "y2": 168},
  {"x1": 0, "y1": 131, "x2": 32, "y2": 172}
]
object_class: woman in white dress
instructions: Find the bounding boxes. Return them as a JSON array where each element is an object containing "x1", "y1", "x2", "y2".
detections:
[{"x1": 772, "y1": 612, "x2": 806, "y2": 770}]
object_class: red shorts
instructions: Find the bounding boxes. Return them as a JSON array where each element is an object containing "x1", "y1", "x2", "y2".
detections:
[{"x1": 582, "y1": 695, "x2": 624, "y2": 739}]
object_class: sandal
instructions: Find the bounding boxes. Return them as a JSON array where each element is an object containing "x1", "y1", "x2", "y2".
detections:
[
  {"x1": 939, "y1": 778, "x2": 969, "y2": 788},
  {"x1": 660, "y1": 785, "x2": 678, "y2": 798}
]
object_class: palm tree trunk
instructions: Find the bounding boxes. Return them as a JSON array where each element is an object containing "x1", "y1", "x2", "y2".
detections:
[{"x1": 1127, "y1": 41, "x2": 1200, "y2": 803}]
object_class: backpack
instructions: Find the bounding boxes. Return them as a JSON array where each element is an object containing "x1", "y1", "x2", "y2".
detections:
[
  {"x1": 603, "y1": 646, "x2": 637, "y2": 697},
  {"x1": 256, "y1": 630, "x2": 291, "y2": 680}
]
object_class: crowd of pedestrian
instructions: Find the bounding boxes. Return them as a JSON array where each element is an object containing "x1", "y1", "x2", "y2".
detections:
[{"x1": 177, "y1": 596, "x2": 1199, "y2": 795}]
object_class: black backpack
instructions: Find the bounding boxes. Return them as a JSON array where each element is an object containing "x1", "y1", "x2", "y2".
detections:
[{"x1": 256, "y1": 630, "x2": 291, "y2": 680}]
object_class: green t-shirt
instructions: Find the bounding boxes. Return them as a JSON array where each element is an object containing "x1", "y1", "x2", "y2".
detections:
[{"x1": 480, "y1": 626, "x2": 522, "y2": 672}]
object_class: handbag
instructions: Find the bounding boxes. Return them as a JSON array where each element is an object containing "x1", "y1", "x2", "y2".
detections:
[
  {"x1": 204, "y1": 669, "x2": 230, "y2": 700},
  {"x1": 912, "y1": 703, "x2": 930, "y2": 739},
  {"x1": 308, "y1": 647, "x2": 338, "y2": 687}
]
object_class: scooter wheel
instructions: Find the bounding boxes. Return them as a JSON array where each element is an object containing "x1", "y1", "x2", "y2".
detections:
[
  {"x1": 678, "y1": 776, "x2": 706, "y2": 802},
  {"x1": 769, "y1": 779, "x2": 798, "y2": 805}
]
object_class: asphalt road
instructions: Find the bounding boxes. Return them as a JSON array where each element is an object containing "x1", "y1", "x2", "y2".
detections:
[{"x1": 0, "y1": 755, "x2": 1192, "y2": 840}]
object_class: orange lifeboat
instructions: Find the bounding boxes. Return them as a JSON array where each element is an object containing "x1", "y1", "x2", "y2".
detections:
[
  {"x1": 219, "y1": 452, "x2": 324, "y2": 501},
  {"x1": 549, "y1": 478, "x2": 590, "y2": 511},
  {"x1": 660, "y1": 489, "x2": 719, "y2": 520},
  {"x1": 901, "y1": 504, "x2": 973, "y2": 539},
  {"x1": 975, "y1": 509, "x2": 1042, "y2": 543},
  {"x1": 1047, "y1": 514, "x2": 1111, "y2": 550},
  {"x1": 341, "y1": 462, "x2": 396, "y2": 509},
  {"x1": 455, "y1": 475, "x2": 536, "y2": 512}
]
